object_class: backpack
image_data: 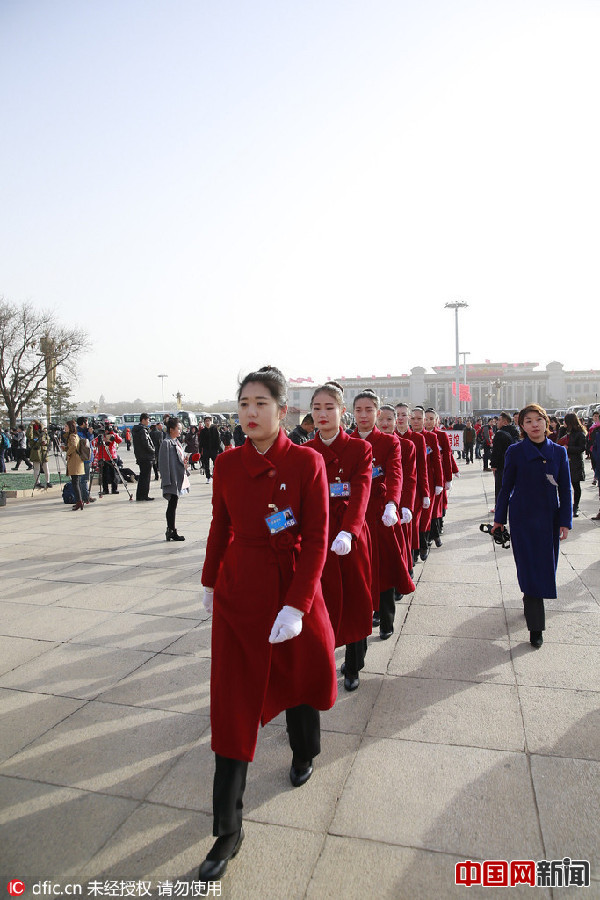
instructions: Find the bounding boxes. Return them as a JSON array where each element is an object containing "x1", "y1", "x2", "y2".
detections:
[
  {"x1": 1, "y1": 432, "x2": 10, "y2": 451},
  {"x1": 62, "y1": 482, "x2": 76, "y2": 504},
  {"x1": 77, "y1": 437, "x2": 91, "y2": 461}
]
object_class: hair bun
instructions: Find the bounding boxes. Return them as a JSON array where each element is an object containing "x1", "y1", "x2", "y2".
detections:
[
  {"x1": 324, "y1": 380, "x2": 344, "y2": 394},
  {"x1": 258, "y1": 365, "x2": 284, "y2": 377}
]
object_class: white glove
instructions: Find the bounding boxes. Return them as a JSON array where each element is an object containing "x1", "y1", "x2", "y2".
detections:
[
  {"x1": 202, "y1": 587, "x2": 214, "y2": 614},
  {"x1": 455, "y1": 471, "x2": 461, "y2": 478},
  {"x1": 331, "y1": 531, "x2": 352, "y2": 556},
  {"x1": 401, "y1": 507, "x2": 412, "y2": 524},
  {"x1": 445, "y1": 481, "x2": 452, "y2": 491},
  {"x1": 269, "y1": 605, "x2": 304, "y2": 643},
  {"x1": 435, "y1": 485, "x2": 443, "y2": 496},
  {"x1": 422, "y1": 496, "x2": 431, "y2": 509},
  {"x1": 381, "y1": 502, "x2": 398, "y2": 527}
]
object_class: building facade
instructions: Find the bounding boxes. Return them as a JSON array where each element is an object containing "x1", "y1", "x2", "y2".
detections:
[{"x1": 287, "y1": 361, "x2": 600, "y2": 419}]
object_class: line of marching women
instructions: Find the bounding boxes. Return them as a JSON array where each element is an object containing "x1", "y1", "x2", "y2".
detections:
[{"x1": 196, "y1": 368, "x2": 458, "y2": 883}]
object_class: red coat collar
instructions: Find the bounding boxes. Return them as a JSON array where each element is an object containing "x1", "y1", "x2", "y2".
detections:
[
  {"x1": 241, "y1": 427, "x2": 292, "y2": 478},
  {"x1": 313, "y1": 428, "x2": 350, "y2": 465}
]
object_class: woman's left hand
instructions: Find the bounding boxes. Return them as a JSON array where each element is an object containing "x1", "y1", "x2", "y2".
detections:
[{"x1": 559, "y1": 526, "x2": 569, "y2": 541}]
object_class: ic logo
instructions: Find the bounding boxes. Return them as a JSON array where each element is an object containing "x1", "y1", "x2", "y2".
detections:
[{"x1": 7, "y1": 882, "x2": 25, "y2": 897}]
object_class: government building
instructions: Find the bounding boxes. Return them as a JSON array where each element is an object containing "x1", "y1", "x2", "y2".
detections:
[{"x1": 288, "y1": 361, "x2": 600, "y2": 418}]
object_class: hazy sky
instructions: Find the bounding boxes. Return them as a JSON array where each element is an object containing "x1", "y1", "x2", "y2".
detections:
[{"x1": 1, "y1": 0, "x2": 598, "y2": 405}]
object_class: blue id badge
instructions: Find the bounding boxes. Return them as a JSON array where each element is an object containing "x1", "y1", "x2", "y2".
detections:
[
  {"x1": 330, "y1": 482, "x2": 351, "y2": 497},
  {"x1": 265, "y1": 507, "x2": 297, "y2": 534},
  {"x1": 372, "y1": 465, "x2": 384, "y2": 479},
  {"x1": 426, "y1": 445, "x2": 432, "y2": 455}
]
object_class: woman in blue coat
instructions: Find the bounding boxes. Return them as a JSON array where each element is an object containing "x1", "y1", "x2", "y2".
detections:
[{"x1": 493, "y1": 404, "x2": 572, "y2": 648}]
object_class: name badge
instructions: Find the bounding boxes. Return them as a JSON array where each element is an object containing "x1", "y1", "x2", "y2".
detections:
[
  {"x1": 426, "y1": 446, "x2": 432, "y2": 455},
  {"x1": 265, "y1": 507, "x2": 297, "y2": 534},
  {"x1": 330, "y1": 482, "x2": 351, "y2": 497},
  {"x1": 372, "y1": 465, "x2": 384, "y2": 479}
]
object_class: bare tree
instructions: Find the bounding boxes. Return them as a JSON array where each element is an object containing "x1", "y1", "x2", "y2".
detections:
[{"x1": 0, "y1": 299, "x2": 90, "y2": 428}]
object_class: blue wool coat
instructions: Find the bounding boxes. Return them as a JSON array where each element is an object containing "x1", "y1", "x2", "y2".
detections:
[{"x1": 495, "y1": 437, "x2": 572, "y2": 599}]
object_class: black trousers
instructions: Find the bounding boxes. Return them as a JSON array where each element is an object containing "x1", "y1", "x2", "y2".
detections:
[
  {"x1": 344, "y1": 638, "x2": 367, "y2": 679},
  {"x1": 572, "y1": 482, "x2": 581, "y2": 511},
  {"x1": 523, "y1": 595, "x2": 545, "y2": 631},
  {"x1": 494, "y1": 469, "x2": 504, "y2": 503},
  {"x1": 379, "y1": 588, "x2": 395, "y2": 633},
  {"x1": 211, "y1": 705, "x2": 320, "y2": 838},
  {"x1": 71, "y1": 474, "x2": 83, "y2": 504},
  {"x1": 483, "y1": 444, "x2": 492, "y2": 469},
  {"x1": 428, "y1": 517, "x2": 441, "y2": 542},
  {"x1": 136, "y1": 459, "x2": 152, "y2": 500},
  {"x1": 166, "y1": 494, "x2": 178, "y2": 529},
  {"x1": 464, "y1": 444, "x2": 474, "y2": 463}
]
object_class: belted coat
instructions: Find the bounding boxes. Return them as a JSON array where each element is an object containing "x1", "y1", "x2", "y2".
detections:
[
  {"x1": 494, "y1": 437, "x2": 572, "y2": 599},
  {"x1": 305, "y1": 429, "x2": 373, "y2": 647},
  {"x1": 201, "y1": 428, "x2": 337, "y2": 762}
]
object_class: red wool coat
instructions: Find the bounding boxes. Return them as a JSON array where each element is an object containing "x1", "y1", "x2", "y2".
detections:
[
  {"x1": 398, "y1": 429, "x2": 429, "y2": 549},
  {"x1": 418, "y1": 429, "x2": 443, "y2": 530},
  {"x1": 201, "y1": 428, "x2": 337, "y2": 762},
  {"x1": 350, "y1": 427, "x2": 415, "y2": 598},
  {"x1": 305, "y1": 430, "x2": 373, "y2": 647},
  {"x1": 396, "y1": 435, "x2": 416, "y2": 567},
  {"x1": 433, "y1": 426, "x2": 453, "y2": 514}
]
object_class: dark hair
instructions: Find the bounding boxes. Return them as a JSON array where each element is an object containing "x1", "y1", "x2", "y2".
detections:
[
  {"x1": 66, "y1": 420, "x2": 77, "y2": 435},
  {"x1": 395, "y1": 402, "x2": 410, "y2": 412},
  {"x1": 301, "y1": 414, "x2": 314, "y2": 426},
  {"x1": 379, "y1": 404, "x2": 396, "y2": 415},
  {"x1": 499, "y1": 412, "x2": 512, "y2": 425},
  {"x1": 140, "y1": 412, "x2": 149, "y2": 422},
  {"x1": 310, "y1": 381, "x2": 344, "y2": 409},
  {"x1": 353, "y1": 389, "x2": 380, "y2": 410},
  {"x1": 564, "y1": 412, "x2": 586, "y2": 435},
  {"x1": 518, "y1": 404, "x2": 550, "y2": 437},
  {"x1": 237, "y1": 366, "x2": 287, "y2": 408},
  {"x1": 76, "y1": 416, "x2": 88, "y2": 427},
  {"x1": 425, "y1": 407, "x2": 436, "y2": 415},
  {"x1": 166, "y1": 416, "x2": 180, "y2": 433}
]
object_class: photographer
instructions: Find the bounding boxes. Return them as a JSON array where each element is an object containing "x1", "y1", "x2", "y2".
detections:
[
  {"x1": 132, "y1": 413, "x2": 155, "y2": 501},
  {"x1": 92, "y1": 425, "x2": 122, "y2": 495}
]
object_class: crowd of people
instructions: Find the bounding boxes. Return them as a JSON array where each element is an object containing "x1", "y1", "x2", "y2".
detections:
[{"x1": 2, "y1": 382, "x2": 599, "y2": 885}]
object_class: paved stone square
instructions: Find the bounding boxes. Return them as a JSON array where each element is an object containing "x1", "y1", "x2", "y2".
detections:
[{"x1": 1, "y1": 455, "x2": 599, "y2": 898}]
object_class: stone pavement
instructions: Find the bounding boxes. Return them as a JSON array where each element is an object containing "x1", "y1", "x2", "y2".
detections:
[{"x1": 1, "y1": 457, "x2": 599, "y2": 899}]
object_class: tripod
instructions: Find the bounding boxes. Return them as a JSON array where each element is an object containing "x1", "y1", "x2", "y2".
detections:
[{"x1": 90, "y1": 439, "x2": 134, "y2": 501}]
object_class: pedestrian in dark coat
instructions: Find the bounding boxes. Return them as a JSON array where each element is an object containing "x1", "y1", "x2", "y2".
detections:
[
  {"x1": 307, "y1": 382, "x2": 373, "y2": 692},
  {"x1": 491, "y1": 412, "x2": 519, "y2": 502},
  {"x1": 132, "y1": 413, "x2": 155, "y2": 501},
  {"x1": 494, "y1": 404, "x2": 571, "y2": 648},
  {"x1": 558, "y1": 412, "x2": 587, "y2": 517},
  {"x1": 200, "y1": 416, "x2": 223, "y2": 482},
  {"x1": 197, "y1": 366, "x2": 336, "y2": 884}
]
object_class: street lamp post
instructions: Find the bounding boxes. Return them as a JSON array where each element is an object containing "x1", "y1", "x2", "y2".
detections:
[
  {"x1": 445, "y1": 301, "x2": 469, "y2": 418},
  {"x1": 157, "y1": 374, "x2": 168, "y2": 417}
]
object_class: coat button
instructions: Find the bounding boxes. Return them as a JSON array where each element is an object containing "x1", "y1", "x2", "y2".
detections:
[{"x1": 268, "y1": 470, "x2": 276, "y2": 478}]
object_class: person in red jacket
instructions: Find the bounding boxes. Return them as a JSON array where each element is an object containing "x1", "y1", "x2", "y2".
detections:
[
  {"x1": 425, "y1": 408, "x2": 453, "y2": 547},
  {"x1": 378, "y1": 405, "x2": 416, "y2": 595},
  {"x1": 410, "y1": 406, "x2": 443, "y2": 560},
  {"x1": 395, "y1": 403, "x2": 430, "y2": 568},
  {"x1": 198, "y1": 366, "x2": 337, "y2": 883},
  {"x1": 307, "y1": 382, "x2": 373, "y2": 692},
  {"x1": 350, "y1": 390, "x2": 414, "y2": 640}
]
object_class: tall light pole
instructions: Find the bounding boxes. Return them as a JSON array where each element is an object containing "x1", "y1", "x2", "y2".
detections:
[
  {"x1": 445, "y1": 301, "x2": 469, "y2": 417},
  {"x1": 459, "y1": 351, "x2": 470, "y2": 416},
  {"x1": 157, "y1": 374, "x2": 168, "y2": 416}
]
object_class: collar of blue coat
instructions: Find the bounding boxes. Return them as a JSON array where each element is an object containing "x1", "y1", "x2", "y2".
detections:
[
  {"x1": 522, "y1": 436, "x2": 553, "y2": 462},
  {"x1": 241, "y1": 427, "x2": 291, "y2": 477}
]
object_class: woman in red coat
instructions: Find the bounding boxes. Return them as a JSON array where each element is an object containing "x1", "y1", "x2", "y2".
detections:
[
  {"x1": 395, "y1": 403, "x2": 430, "y2": 568},
  {"x1": 410, "y1": 406, "x2": 443, "y2": 561},
  {"x1": 378, "y1": 405, "x2": 416, "y2": 593},
  {"x1": 306, "y1": 382, "x2": 373, "y2": 692},
  {"x1": 198, "y1": 366, "x2": 337, "y2": 882},
  {"x1": 351, "y1": 390, "x2": 414, "y2": 640},
  {"x1": 425, "y1": 408, "x2": 453, "y2": 548}
]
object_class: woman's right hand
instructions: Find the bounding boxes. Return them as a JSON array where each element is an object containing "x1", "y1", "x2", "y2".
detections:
[
  {"x1": 491, "y1": 522, "x2": 501, "y2": 532},
  {"x1": 202, "y1": 587, "x2": 214, "y2": 614}
]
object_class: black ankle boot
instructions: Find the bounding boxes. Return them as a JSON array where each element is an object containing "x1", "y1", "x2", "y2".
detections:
[
  {"x1": 171, "y1": 529, "x2": 185, "y2": 541},
  {"x1": 198, "y1": 828, "x2": 244, "y2": 882}
]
